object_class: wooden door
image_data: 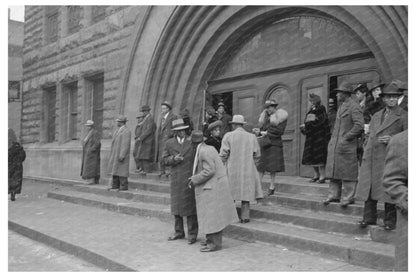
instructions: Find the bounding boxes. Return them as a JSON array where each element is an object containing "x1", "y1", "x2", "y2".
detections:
[{"x1": 232, "y1": 88, "x2": 258, "y2": 129}]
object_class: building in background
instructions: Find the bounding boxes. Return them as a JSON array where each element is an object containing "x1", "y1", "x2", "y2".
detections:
[
  {"x1": 8, "y1": 10, "x2": 24, "y2": 140},
  {"x1": 20, "y1": 6, "x2": 407, "y2": 180}
]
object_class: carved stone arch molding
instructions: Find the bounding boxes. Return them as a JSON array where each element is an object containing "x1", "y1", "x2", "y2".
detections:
[{"x1": 121, "y1": 6, "x2": 407, "y2": 126}]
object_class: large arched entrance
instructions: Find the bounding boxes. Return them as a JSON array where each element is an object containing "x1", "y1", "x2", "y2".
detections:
[{"x1": 127, "y1": 6, "x2": 406, "y2": 176}]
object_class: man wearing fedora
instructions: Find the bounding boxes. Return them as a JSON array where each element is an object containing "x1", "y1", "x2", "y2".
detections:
[
  {"x1": 133, "y1": 105, "x2": 156, "y2": 175},
  {"x1": 324, "y1": 82, "x2": 364, "y2": 207},
  {"x1": 216, "y1": 102, "x2": 232, "y2": 138},
  {"x1": 220, "y1": 115, "x2": 263, "y2": 223},
  {"x1": 189, "y1": 130, "x2": 239, "y2": 252},
  {"x1": 391, "y1": 79, "x2": 408, "y2": 111},
  {"x1": 163, "y1": 118, "x2": 198, "y2": 244},
  {"x1": 107, "y1": 115, "x2": 131, "y2": 191},
  {"x1": 352, "y1": 83, "x2": 370, "y2": 165},
  {"x1": 81, "y1": 120, "x2": 101, "y2": 185},
  {"x1": 355, "y1": 82, "x2": 407, "y2": 231},
  {"x1": 156, "y1": 101, "x2": 178, "y2": 178}
]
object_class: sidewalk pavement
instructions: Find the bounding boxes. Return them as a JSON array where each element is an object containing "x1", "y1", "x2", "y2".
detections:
[{"x1": 8, "y1": 180, "x2": 374, "y2": 271}]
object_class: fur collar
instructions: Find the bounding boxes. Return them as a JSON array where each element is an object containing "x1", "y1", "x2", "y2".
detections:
[{"x1": 259, "y1": 109, "x2": 288, "y2": 126}]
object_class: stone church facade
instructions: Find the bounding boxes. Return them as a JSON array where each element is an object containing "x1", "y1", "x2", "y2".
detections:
[{"x1": 20, "y1": 6, "x2": 407, "y2": 180}]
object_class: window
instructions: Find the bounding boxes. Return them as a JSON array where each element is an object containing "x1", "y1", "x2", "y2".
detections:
[
  {"x1": 85, "y1": 74, "x2": 104, "y2": 137},
  {"x1": 43, "y1": 86, "x2": 57, "y2": 143},
  {"x1": 62, "y1": 82, "x2": 78, "y2": 140},
  {"x1": 91, "y1": 6, "x2": 107, "y2": 24},
  {"x1": 8, "y1": 81, "x2": 20, "y2": 101},
  {"x1": 45, "y1": 6, "x2": 59, "y2": 43},
  {"x1": 67, "y1": 6, "x2": 82, "y2": 34}
]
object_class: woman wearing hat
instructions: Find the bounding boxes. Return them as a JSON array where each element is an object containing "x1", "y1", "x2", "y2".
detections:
[
  {"x1": 202, "y1": 106, "x2": 218, "y2": 138},
  {"x1": 205, "y1": 120, "x2": 223, "y2": 153},
  {"x1": 81, "y1": 120, "x2": 101, "y2": 185},
  {"x1": 9, "y1": 128, "x2": 26, "y2": 201},
  {"x1": 300, "y1": 93, "x2": 330, "y2": 183},
  {"x1": 216, "y1": 102, "x2": 232, "y2": 138},
  {"x1": 254, "y1": 99, "x2": 288, "y2": 196}
]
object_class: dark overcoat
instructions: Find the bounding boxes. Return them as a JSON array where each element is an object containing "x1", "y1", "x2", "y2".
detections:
[
  {"x1": 107, "y1": 126, "x2": 131, "y2": 177},
  {"x1": 218, "y1": 113, "x2": 232, "y2": 138},
  {"x1": 156, "y1": 112, "x2": 177, "y2": 163},
  {"x1": 9, "y1": 142, "x2": 26, "y2": 194},
  {"x1": 81, "y1": 129, "x2": 101, "y2": 179},
  {"x1": 133, "y1": 114, "x2": 156, "y2": 162},
  {"x1": 325, "y1": 98, "x2": 364, "y2": 181},
  {"x1": 355, "y1": 106, "x2": 407, "y2": 202},
  {"x1": 191, "y1": 143, "x2": 239, "y2": 234},
  {"x1": 257, "y1": 109, "x2": 288, "y2": 173},
  {"x1": 301, "y1": 104, "x2": 330, "y2": 165},
  {"x1": 163, "y1": 136, "x2": 197, "y2": 216}
]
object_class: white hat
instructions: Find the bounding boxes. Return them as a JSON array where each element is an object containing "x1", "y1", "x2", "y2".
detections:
[
  {"x1": 85, "y1": 120, "x2": 94, "y2": 126},
  {"x1": 229, "y1": 115, "x2": 246, "y2": 125}
]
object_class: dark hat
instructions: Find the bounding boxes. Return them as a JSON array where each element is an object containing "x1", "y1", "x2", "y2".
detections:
[
  {"x1": 161, "y1": 101, "x2": 172, "y2": 110},
  {"x1": 207, "y1": 120, "x2": 222, "y2": 132},
  {"x1": 353, "y1": 83, "x2": 368, "y2": 93},
  {"x1": 308, "y1": 93, "x2": 321, "y2": 103},
  {"x1": 171, "y1": 118, "x2": 189, "y2": 131},
  {"x1": 391, "y1": 79, "x2": 407, "y2": 91},
  {"x1": 264, "y1": 99, "x2": 278, "y2": 108},
  {"x1": 116, "y1": 115, "x2": 128, "y2": 122},
  {"x1": 333, "y1": 82, "x2": 353, "y2": 94},
  {"x1": 191, "y1": 130, "x2": 204, "y2": 143},
  {"x1": 205, "y1": 106, "x2": 216, "y2": 116},
  {"x1": 179, "y1": 109, "x2": 190, "y2": 118},
  {"x1": 380, "y1": 83, "x2": 404, "y2": 97},
  {"x1": 229, "y1": 115, "x2": 246, "y2": 125},
  {"x1": 217, "y1": 102, "x2": 226, "y2": 108},
  {"x1": 136, "y1": 112, "x2": 145, "y2": 118},
  {"x1": 369, "y1": 82, "x2": 385, "y2": 92},
  {"x1": 141, "y1": 105, "x2": 151, "y2": 112}
]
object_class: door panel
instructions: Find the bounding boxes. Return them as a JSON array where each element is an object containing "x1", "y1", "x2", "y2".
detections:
[{"x1": 232, "y1": 89, "x2": 257, "y2": 129}]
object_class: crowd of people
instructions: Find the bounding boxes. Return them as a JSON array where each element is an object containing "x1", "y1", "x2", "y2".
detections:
[{"x1": 8, "y1": 79, "x2": 407, "y2": 265}]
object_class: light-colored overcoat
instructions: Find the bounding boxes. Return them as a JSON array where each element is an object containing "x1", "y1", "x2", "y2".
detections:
[
  {"x1": 191, "y1": 143, "x2": 239, "y2": 234},
  {"x1": 355, "y1": 106, "x2": 407, "y2": 201},
  {"x1": 107, "y1": 125, "x2": 131, "y2": 177},
  {"x1": 326, "y1": 97, "x2": 364, "y2": 181},
  {"x1": 220, "y1": 127, "x2": 263, "y2": 202}
]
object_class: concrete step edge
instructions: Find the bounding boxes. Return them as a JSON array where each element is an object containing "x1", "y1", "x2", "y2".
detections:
[{"x1": 8, "y1": 221, "x2": 135, "y2": 272}]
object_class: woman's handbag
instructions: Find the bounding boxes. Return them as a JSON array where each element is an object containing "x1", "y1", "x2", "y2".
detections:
[{"x1": 258, "y1": 135, "x2": 272, "y2": 148}]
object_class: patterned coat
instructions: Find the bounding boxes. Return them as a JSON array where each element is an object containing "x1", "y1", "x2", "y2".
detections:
[
  {"x1": 191, "y1": 143, "x2": 239, "y2": 234},
  {"x1": 301, "y1": 104, "x2": 330, "y2": 165},
  {"x1": 107, "y1": 126, "x2": 131, "y2": 177},
  {"x1": 220, "y1": 127, "x2": 263, "y2": 202},
  {"x1": 325, "y1": 98, "x2": 364, "y2": 181},
  {"x1": 81, "y1": 129, "x2": 101, "y2": 179},
  {"x1": 156, "y1": 112, "x2": 178, "y2": 163},
  {"x1": 9, "y1": 142, "x2": 26, "y2": 194},
  {"x1": 133, "y1": 114, "x2": 156, "y2": 162},
  {"x1": 163, "y1": 136, "x2": 197, "y2": 216},
  {"x1": 355, "y1": 106, "x2": 407, "y2": 202}
]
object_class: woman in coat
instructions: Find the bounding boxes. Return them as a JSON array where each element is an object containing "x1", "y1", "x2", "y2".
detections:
[
  {"x1": 300, "y1": 93, "x2": 330, "y2": 183},
  {"x1": 190, "y1": 131, "x2": 239, "y2": 252},
  {"x1": 9, "y1": 128, "x2": 26, "y2": 201},
  {"x1": 81, "y1": 120, "x2": 101, "y2": 184},
  {"x1": 254, "y1": 99, "x2": 288, "y2": 196},
  {"x1": 205, "y1": 120, "x2": 222, "y2": 153}
]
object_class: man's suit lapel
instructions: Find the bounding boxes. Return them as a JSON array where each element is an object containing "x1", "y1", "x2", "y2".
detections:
[{"x1": 376, "y1": 107, "x2": 401, "y2": 135}]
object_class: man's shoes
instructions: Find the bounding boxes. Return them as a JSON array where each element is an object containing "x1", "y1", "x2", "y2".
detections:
[
  {"x1": 383, "y1": 225, "x2": 396, "y2": 231},
  {"x1": 187, "y1": 238, "x2": 197, "y2": 245},
  {"x1": 358, "y1": 220, "x2": 376, "y2": 228},
  {"x1": 317, "y1": 179, "x2": 326, "y2": 184},
  {"x1": 340, "y1": 200, "x2": 355, "y2": 208},
  {"x1": 158, "y1": 172, "x2": 166, "y2": 178},
  {"x1": 309, "y1": 177, "x2": 319, "y2": 183},
  {"x1": 267, "y1": 188, "x2": 275, "y2": 196},
  {"x1": 200, "y1": 240, "x2": 207, "y2": 246},
  {"x1": 119, "y1": 187, "x2": 128, "y2": 191},
  {"x1": 10, "y1": 192, "x2": 16, "y2": 201},
  {"x1": 200, "y1": 246, "x2": 217, "y2": 252},
  {"x1": 168, "y1": 234, "x2": 185, "y2": 241},
  {"x1": 107, "y1": 187, "x2": 120, "y2": 191},
  {"x1": 240, "y1": 219, "x2": 250, "y2": 223},
  {"x1": 322, "y1": 198, "x2": 340, "y2": 205}
]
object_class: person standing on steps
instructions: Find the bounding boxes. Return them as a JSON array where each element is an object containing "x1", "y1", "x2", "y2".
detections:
[
  {"x1": 300, "y1": 93, "x2": 330, "y2": 184},
  {"x1": 9, "y1": 128, "x2": 26, "y2": 202},
  {"x1": 189, "y1": 130, "x2": 239, "y2": 252},
  {"x1": 81, "y1": 120, "x2": 101, "y2": 185},
  {"x1": 220, "y1": 115, "x2": 263, "y2": 223},
  {"x1": 107, "y1": 115, "x2": 131, "y2": 191},
  {"x1": 254, "y1": 99, "x2": 288, "y2": 196},
  {"x1": 323, "y1": 82, "x2": 363, "y2": 208},
  {"x1": 355, "y1": 82, "x2": 407, "y2": 231},
  {"x1": 163, "y1": 119, "x2": 198, "y2": 244}
]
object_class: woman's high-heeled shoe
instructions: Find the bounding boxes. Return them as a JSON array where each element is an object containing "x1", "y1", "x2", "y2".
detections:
[
  {"x1": 309, "y1": 177, "x2": 319, "y2": 183},
  {"x1": 267, "y1": 188, "x2": 275, "y2": 196}
]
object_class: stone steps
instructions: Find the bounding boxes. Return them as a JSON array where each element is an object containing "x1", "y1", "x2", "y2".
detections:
[{"x1": 45, "y1": 188, "x2": 394, "y2": 270}]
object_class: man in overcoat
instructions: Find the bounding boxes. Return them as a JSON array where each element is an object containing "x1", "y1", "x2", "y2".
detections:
[
  {"x1": 189, "y1": 131, "x2": 239, "y2": 252},
  {"x1": 81, "y1": 120, "x2": 101, "y2": 184},
  {"x1": 216, "y1": 102, "x2": 232, "y2": 138},
  {"x1": 163, "y1": 119, "x2": 198, "y2": 244},
  {"x1": 156, "y1": 101, "x2": 178, "y2": 177},
  {"x1": 383, "y1": 130, "x2": 408, "y2": 271},
  {"x1": 324, "y1": 82, "x2": 364, "y2": 207},
  {"x1": 220, "y1": 115, "x2": 263, "y2": 223},
  {"x1": 355, "y1": 83, "x2": 407, "y2": 230},
  {"x1": 107, "y1": 115, "x2": 131, "y2": 191},
  {"x1": 391, "y1": 79, "x2": 408, "y2": 111},
  {"x1": 133, "y1": 105, "x2": 156, "y2": 174}
]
